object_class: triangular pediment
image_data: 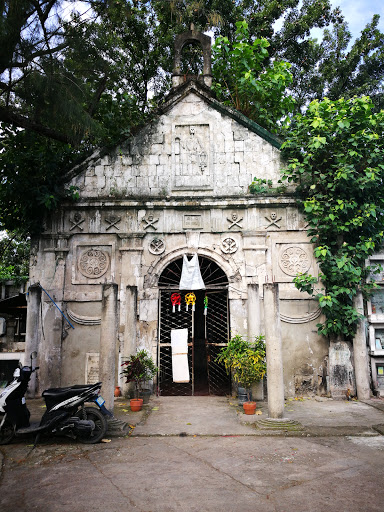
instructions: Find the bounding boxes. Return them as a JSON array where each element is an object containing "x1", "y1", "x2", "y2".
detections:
[{"x1": 66, "y1": 80, "x2": 284, "y2": 199}]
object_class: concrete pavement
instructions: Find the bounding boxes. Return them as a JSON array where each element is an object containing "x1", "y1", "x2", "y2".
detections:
[{"x1": 1, "y1": 396, "x2": 384, "y2": 512}]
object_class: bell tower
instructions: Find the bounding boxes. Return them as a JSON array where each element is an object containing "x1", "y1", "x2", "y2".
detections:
[{"x1": 172, "y1": 25, "x2": 212, "y2": 88}]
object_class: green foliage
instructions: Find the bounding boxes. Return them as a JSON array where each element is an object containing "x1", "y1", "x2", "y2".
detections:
[
  {"x1": 0, "y1": 128, "x2": 83, "y2": 234},
  {"x1": 249, "y1": 178, "x2": 273, "y2": 194},
  {"x1": 282, "y1": 96, "x2": 384, "y2": 339},
  {"x1": 121, "y1": 349, "x2": 158, "y2": 397},
  {"x1": 212, "y1": 21, "x2": 295, "y2": 132},
  {"x1": 0, "y1": 231, "x2": 30, "y2": 283},
  {"x1": 1, "y1": 1, "x2": 384, "y2": 236},
  {"x1": 287, "y1": 15, "x2": 384, "y2": 113},
  {"x1": 217, "y1": 334, "x2": 266, "y2": 398}
]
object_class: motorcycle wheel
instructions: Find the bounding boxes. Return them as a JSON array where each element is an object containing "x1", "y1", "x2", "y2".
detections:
[
  {"x1": 75, "y1": 407, "x2": 107, "y2": 444},
  {"x1": 0, "y1": 415, "x2": 15, "y2": 445}
]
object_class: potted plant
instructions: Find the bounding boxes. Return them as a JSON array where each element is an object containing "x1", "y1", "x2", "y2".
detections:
[
  {"x1": 121, "y1": 350, "x2": 158, "y2": 411},
  {"x1": 217, "y1": 334, "x2": 266, "y2": 415}
]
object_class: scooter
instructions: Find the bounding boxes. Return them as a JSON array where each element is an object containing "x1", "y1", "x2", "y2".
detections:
[{"x1": 0, "y1": 352, "x2": 112, "y2": 445}]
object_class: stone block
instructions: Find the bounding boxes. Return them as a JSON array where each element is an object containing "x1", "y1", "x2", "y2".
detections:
[
  {"x1": 97, "y1": 176, "x2": 106, "y2": 189},
  {"x1": 232, "y1": 123, "x2": 249, "y2": 141},
  {"x1": 151, "y1": 133, "x2": 164, "y2": 144},
  {"x1": 94, "y1": 165, "x2": 104, "y2": 176},
  {"x1": 234, "y1": 140, "x2": 244, "y2": 152},
  {"x1": 126, "y1": 176, "x2": 137, "y2": 189},
  {"x1": 159, "y1": 154, "x2": 169, "y2": 165},
  {"x1": 136, "y1": 176, "x2": 149, "y2": 191},
  {"x1": 234, "y1": 151, "x2": 244, "y2": 163},
  {"x1": 149, "y1": 176, "x2": 158, "y2": 188},
  {"x1": 149, "y1": 154, "x2": 159, "y2": 166},
  {"x1": 224, "y1": 139, "x2": 235, "y2": 153},
  {"x1": 121, "y1": 155, "x2": 133, "y2": 166},
  {"x1": 239, "y1": 172, "x2": 252, "y2": 187}
]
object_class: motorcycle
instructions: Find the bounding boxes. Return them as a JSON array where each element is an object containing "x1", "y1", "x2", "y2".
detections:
[{"x1": 0, "y1": 352, "x2": 113, "y2": 445}]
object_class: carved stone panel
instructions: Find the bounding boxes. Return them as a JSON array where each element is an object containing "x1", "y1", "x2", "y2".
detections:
[
  {"x1": 78, "y1": 249, "x2": 110, "y2": 278},
  {"x1": 279, "y1": 246, "x2": 311, "y2": 276},
  {"x1": 72, "y1": 243, "x2": 114, "y2": 284},
  {"x1": 273, "y1": 243, "x2": 316, "y2": 283},
  {"x1": 86, "y1": 353, "x2": 99, "y2": 384},
  {"x1": 183, "y1": 214, "x2": 202, "y2": 229},
  {"x1": 172, "y1": 124, "x2": 212, "y2": 189},
  {"x1": 148, "y1": 238, "x2": 166, "y2": 255},
  {"x1": 221, "y1": 237, "x2": 238, "y2": 254}
]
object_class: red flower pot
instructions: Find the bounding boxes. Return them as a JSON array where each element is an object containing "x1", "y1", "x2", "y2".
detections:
[
  {"x1": 243, "y1": 401, "x2": 257, "y2": 415},
  {"x1": 130, "y1": 398, "x2": 143, "y2": 412}
]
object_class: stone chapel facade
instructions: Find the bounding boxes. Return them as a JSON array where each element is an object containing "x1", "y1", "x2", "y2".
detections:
[{"x1": 23, "y1": 30, "x2": 367, "y2": 404}]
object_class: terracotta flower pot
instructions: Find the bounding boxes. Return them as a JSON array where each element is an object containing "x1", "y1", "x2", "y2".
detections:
[
  {"x1": 243, "y1": 401, "x2": 257, "y2": 415},
  {"x1": 114, "y1": 386, "x2": 122, "y2": 397},
  {"x1": 130, "y1": 398, "x2": 143, "y2": 412}
]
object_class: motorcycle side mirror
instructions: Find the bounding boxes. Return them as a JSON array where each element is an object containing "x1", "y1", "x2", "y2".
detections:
[{"x1": 31, "y1": 351, "x2": 37, "y2": 359}]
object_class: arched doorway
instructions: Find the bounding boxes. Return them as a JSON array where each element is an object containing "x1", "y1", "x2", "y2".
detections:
[{"x1": 158, "y1": 256, "x2": 231, "y2": 396}]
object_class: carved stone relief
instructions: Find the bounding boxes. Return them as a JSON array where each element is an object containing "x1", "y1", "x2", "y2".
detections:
[
  {"x1": 227, "y1": 212, "x2": 243, "y2": 230},
  {"x1": 78, "y1": 249, "x2": 110, "y2": 278},
  {"x1": 279, "y1": 246, "x2": 310, "y2": 276},
  {"x1": 221, "y1": 238, "x2": 238, "y2": 254},
  {"x1": 265, "y1": 211, "x2": 282, "y2": 229},
  {"x1": 105, "y1": 214, "x2": 121, "y2": 231},
  {"x1": 142, "y1": 214, "x2": 159, "y2": 231},
  {"x1": 149, "y1": 238, "x2": 166, "y2": 255},
  {"x1": 173, "y1": 124, "x2": 212, "y2": 189},
  {"x1": 183, "y1": 214, "x2": 202, "y2": 229},
  {"x1": 70, "y1": 212, "x2": 85, "y2": 231}
]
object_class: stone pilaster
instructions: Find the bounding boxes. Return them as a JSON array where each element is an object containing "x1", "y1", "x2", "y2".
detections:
[
  {"x1": 99, "y1": 283, "x2": 118, "y2": 411},
  {"x1": 263, "y1": 283, "x2": 285, "y2": 419},
  {"x1": 353, "y1": 291, "x2": 371, "y2": 399},
  {"x1": 121, "y1": 285, "x2": 138, "y2": 397},
  {"x1": 24, "y1": 284, "x2": 41, "y2": 397},
  {"x1": 247, "y1": 283, "x2": 263, "y2": 400}
]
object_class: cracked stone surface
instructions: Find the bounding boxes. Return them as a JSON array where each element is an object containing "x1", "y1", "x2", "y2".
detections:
[
  {"x1": 1, "y1": 435, "x2": 384, "y2": 512},
  {"x1": 1, "y1": 396, "x2": 384, "y2": 512}
]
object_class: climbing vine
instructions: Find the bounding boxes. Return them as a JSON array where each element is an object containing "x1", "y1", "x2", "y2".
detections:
[{"x1": 281, "y1": 96, "x2": 384, "y2": 339}]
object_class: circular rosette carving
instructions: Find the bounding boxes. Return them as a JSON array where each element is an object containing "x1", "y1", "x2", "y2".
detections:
[
  {"x1": 79, "y1": 249, "x2": 109, "y2": 278},
  {"x1": 279, "y1": 246, "x2": 310, "y2": 276},
  {"x1": 149, "y1": 238, "x2": 165, "y2": 255},
  {"x1": 221, "y1": 237, "x2": 238, "y2": 254}
]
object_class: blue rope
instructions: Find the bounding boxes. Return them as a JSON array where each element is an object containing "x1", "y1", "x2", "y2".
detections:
[{"x1": 37, "y1": 284, "x2": 75, "y2": 329}]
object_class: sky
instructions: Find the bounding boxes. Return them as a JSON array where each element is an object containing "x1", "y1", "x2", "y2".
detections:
[{"x1": 329, "y1": 0, "x2": 384, "y2": 38}]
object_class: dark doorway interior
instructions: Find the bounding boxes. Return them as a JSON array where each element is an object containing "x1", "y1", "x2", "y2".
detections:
[
  {"x1": 158, "y1": 256, "x2": 231, "y2": 396},
  {"x1": 193, "y1": 290, "x2": 209, "y2": 395}
]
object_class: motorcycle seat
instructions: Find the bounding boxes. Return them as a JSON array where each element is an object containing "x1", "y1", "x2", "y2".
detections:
[{"x1": 42, "y1": 386, "x2": 91, "y2": 399}]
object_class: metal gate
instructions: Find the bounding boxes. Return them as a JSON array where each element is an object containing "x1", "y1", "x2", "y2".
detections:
[{"x1": 157, "y1": 256, "x2": 231, "y2": 396}]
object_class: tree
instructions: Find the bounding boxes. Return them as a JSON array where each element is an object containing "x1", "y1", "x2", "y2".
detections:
[
  {"x1": 212, "y1": 20, "x2": 294, "y2": 132},
  {"x1": 285, "y1": 15, "x2": 384, "y2": 113},
  {"x1": 1, "y1": 0, "x2": 384, "y2": 243},
  {"x1": 0, "y1": 231, "x2": 30, "y2": 283},
  {"x1": 281, "y1": 96, "x2": 384, "y2": 340}
]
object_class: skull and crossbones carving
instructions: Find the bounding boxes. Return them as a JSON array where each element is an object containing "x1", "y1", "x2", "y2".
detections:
[
  {"x1": 70, "y1": 213, "x2": 85, "y2": 231},
  {"x1": 227, "y1": 212, "x2": 243, "y2": 230},
  {"x1": 142, "y1": 214, "x2": 159, "y2": 230},
  {"x1": 265, "y1": 211, "x2": 282, "y2": 229}
]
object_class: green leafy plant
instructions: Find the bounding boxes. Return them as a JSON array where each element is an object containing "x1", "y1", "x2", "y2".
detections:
[
  {"x1": 212, "y1": 20, "x2": 295, "y2": 133},
  {"x1": 217, "y1": 334, "x2": 266, "y2": 401},
  {"x1": 249, "y1": 178, "x2": 273, "y2": 194},
  {"x1": 281, "y1": 96, "x2": 384, "y2": 340},
  {"x1": 121, "y1": 350, "x2": 158, "y2": 398}
]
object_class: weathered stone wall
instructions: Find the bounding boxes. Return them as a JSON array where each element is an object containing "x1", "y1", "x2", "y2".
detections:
[
  {"x1": 69, "y1": 91, "x2": 283, "y2": 200},
  {"x1": 28, "y1": 85, "x2": 330, "y2": 397}
]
